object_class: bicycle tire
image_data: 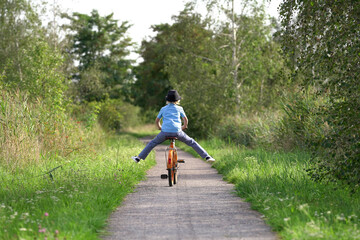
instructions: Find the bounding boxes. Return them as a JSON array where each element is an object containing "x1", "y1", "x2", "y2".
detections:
[
  {"x1": 174, "y1": 150, "x2": 178, "y2": 185},
  {"x1": 167, "y1": 149, "x2": 175, "y2": 186},
  {"x1": 173, "y1": 166, "x2": 177, "y2": 185},
  {"x1": 168, "y1": 168, "x2": 174, "y2": 187}
]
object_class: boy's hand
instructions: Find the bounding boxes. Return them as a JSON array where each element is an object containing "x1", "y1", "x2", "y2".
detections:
[
  {"x1": 155, "y1": 117, "x2": 162, "y2": 131},
  {"x1": 181, "y1": 116, "x2": 188, "y2": 131}
]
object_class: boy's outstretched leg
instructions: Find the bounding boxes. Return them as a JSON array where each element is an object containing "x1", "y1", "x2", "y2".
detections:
[
  {"x1": 177, "y1": 131, "x2": 215, "y2": 162},
  {"x1": 131, "y1": 132, "x2": 167, "y2": 162}
]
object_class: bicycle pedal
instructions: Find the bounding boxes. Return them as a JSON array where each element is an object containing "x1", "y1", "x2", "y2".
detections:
[
  {"x1": 178, "y1": 159, "x2": 185, "y2": 163},
  {"x1": 161, "y1": 174, "x2": 168, "y2": 179}
]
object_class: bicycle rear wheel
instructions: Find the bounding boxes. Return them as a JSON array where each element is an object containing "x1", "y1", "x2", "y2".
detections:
[
  {"x1": 173, "y1": 165, "x2": 178, "y2": 185},
  {"x1": 168, "y1": 168, "x2": 174, "y2": 186}
]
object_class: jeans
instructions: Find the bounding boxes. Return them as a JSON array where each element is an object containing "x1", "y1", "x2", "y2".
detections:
[{"x1": 138, "y1": 131, "x2": 210, "y2": 160}]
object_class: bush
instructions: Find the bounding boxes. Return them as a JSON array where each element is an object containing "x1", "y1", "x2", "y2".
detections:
[
  {"x1": 2, "y1": 39, "x2": 67, "y2": 111},
  {"x1": 307, "y1": 100, "x2": 360, "y2": 187},
  {"x1": 214, "y1": 89, "x2": 360, "y2": 189},
  {"x1": 216, "y1": 116, "x2": 255, "y2": 147},
  {"x1": 139, "y1": 108, "x2": 159, "y2": 124},
  {"x1": 70, "y1": 99, "x2": 141, "y2": 132},
  {"x1": 278, "y1": 1, "x2": 360, "y2": 187},
  {"x1": 98, "y1": 98, "x2": 141, "y2": 131},
  {"x1": 70, "y1": 101, "x2": 102, "y2": 129},
  {"x1": 215, "y1": 110, "x2": 280, "y2": 149},
  {"x1": 275, "y1": 91, "x2": 330, "y2": 151}
]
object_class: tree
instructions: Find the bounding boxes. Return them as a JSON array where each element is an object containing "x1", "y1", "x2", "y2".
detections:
[
  {"x1": 131, "y1": 24, "x2": 174, "y2": 112},
  {"x1": 279, "y1": 1, "x2": 360, "y2": 185},
  {"x1": 62, "y1": 10, "x2": 134, "y2": 101},
  {"x1": 166, "y1": 2, "x2": 284, "y2": 135},
  {"x1": 165, "y1": 9, "x2": 230, "y2": 136},
  {"x1": 207, "y1": 0, "x2": 285, "y2": 109},
  {"x1": 0, "y1": 0, "x2": 67, "y2": 109},
  {"x1": 132, "y1": 7, "x2": 226, "y2": 132},
  {"x1": 133, "y1": 2, "x2": 284, "y2": 135},
  {"x1": 0, "y1": 0, "x2": 40, "y2": 87}
]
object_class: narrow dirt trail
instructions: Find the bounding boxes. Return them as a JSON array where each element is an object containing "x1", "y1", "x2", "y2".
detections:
[{"x1": 103, "y1": 138, "x2": 277, "y2": 240}]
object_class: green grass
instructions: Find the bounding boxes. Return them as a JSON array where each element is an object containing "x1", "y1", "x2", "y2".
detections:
[
  {"x1": 0, "y1": 133, "x2": 155, "y2": 239},
  {"x1": 124, "y1": 123, "x2": 159, "y2": 139},
  {"x1": 178, "y1": 138, "x2": 360, "y2": 239}
]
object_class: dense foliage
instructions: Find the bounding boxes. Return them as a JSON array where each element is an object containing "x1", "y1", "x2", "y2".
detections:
[
  {"x1": 133, "y1": 2, "x2": 285, "y2": 136},
  {"x1": 279, "y1": 1, "x2": 360, "y2": 186},
  {"x1": 0, "y1": 0, "x2": 67, "y2": 109},
  {"x1": 62, "y1": 10, "x2": 134, "y2": 101},
  {"x1": 166, "y1": 9, "x2": 228, "y2": 136},
  {"x1": 131, "y1": 0, "x2": 360, "y2": 187},
  {"x1": 0, "y1": 0, "x2": 140, "y2": 168},
  {"x1": 1, "y1": 0, "x2": 359, "y2": 202},
  {"x1": 132, "y1": 24, "x2": 175, "y2": 112}
]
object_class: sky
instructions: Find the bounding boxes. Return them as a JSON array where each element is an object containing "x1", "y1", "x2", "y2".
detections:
[{"x1": 56, "y1": 0, "x2": 282, "y2": 61}]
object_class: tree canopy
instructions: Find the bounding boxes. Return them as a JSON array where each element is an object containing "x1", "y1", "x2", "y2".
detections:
[
  {"x1": 62, "y1": 10, "x2": 134, "y2": 101},
  {"x1": 132, "y1": 2, "x2": 284, "y2": 135},
  {"x1": 132, "y1": 23, "x2": 175, "y2": 112},
  {"x1": 0, "y1": 0, "x2": 66, "y2": 109}
]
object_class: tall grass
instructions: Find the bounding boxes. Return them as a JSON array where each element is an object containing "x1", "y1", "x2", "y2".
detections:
[
  {"x1": 214, "y1": 110, "x2": 281, "y2": 149},
  {"x1": 214, "y1": 91, "x2": 331, "y2": 152},
  {"x1": 0, "y1": 90, "x2": 156, "y2": 239},
  {"x1": 182, "y1": 138, "x2": 360, "y2": 239},
  {"x1": 0, "y1": 133, "x2": 155, "y2": 239},
  {"x1": 0, "y1": 90, "x2": 89, "y2": 169}
]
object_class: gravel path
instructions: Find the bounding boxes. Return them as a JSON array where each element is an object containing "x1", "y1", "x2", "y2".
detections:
[{"x1": 103, "y1": 138, "x2": 277, "y2": 240}]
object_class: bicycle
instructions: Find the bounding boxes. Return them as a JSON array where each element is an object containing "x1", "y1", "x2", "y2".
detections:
[{"x1": 160, "y1": 137, "x2": 185, "y2": 186}]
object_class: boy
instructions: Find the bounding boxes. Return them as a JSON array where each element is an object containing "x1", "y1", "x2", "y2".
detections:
[{"x1": 132, "y1": 90, "x2": 215, "y2": 163}]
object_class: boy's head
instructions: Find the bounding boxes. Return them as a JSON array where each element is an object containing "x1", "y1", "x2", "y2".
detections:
[{"x1": 165, "y1": 90, "x2": 181, "y2": 103}]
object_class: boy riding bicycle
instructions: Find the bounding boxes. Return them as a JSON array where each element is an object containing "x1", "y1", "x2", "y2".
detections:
[{"x1": 131, "y1": 90, "x2": 215, "y2": 163}]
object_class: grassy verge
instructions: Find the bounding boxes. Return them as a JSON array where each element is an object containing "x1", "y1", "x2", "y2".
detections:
[
  {"x1": 124, "y1": 123, "x2": 159, "y2": 138},
  {"x1": 178, "y1": 138, "x2": 360, "y2": 239},
  {"x1": 0, "y1": 133, "x2": 155, "y2": 239}
]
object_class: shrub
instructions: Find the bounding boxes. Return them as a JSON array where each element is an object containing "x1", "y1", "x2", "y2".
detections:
[
  {"x1": 98, "y1": 98, "x2": 141, "y2": 131},
  {"x1": 216, "y1": 116, "x2": 255, "y2": 147},
  {"x1": 274, "y1": 91, "x2": 330, "y2": 151},
  {"x1": 70, "y1": 101, "x2": 102, "y2": 129},
  {"x1": 2, "y1": 39, "x2": 67, "y2": 111},
  {"x1": 278, "y1": 1, "x2": 360, "y2": 187},
  {"x1": 215, "y1": 110, "x2": 280, "y2": 149},
  {"x1": 307, "y1": 100, "x2": 360, "y2": 187}
]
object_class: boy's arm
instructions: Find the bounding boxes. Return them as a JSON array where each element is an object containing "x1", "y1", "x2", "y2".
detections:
[
  {"x1": 155, "y1": 117, "x2": 162, "y2": 130},
  {"x1": 181, "y1": 116, "x2": 188, "y2": 130}
]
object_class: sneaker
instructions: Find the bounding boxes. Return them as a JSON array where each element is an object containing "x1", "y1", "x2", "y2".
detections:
[
  {"x1": 131, "y1": 156, "x2": 140, "y2": 163},
  {"x1": 206, "y1": 156, "x2": 215, "y2": 163}
]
